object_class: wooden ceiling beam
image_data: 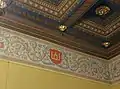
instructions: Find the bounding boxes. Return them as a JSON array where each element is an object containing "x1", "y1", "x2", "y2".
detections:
[{"x1": 64, "y1": 0, "x2": 98, "y2": 27}]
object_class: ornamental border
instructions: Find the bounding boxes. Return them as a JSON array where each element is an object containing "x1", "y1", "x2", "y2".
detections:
[{"x1": 0, "y1": 26, "x2": 120, "y2": 84}]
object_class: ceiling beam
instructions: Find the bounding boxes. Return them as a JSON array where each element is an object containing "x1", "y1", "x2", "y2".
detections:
[{"x1": 64, "y1": 0, "x2": 98, "y2": 27}]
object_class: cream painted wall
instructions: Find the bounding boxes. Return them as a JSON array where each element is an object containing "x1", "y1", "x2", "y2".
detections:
[{"x1": 0, "y1": 59, "x2": 110, "y2": 89}]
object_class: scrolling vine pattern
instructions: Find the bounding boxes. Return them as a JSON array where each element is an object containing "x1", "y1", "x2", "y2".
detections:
[{"x1": 0, "y1": 26, "x2": 120, "y2": 83}]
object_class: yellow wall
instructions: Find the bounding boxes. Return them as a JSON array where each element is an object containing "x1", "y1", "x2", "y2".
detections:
[
  {"x1": 0, "y1": 59, "x2": 110, "y2": 89},
  {"x1": 111, "y1": 83, "x2": 120, "y2": 89},
  {"x1": 0, "y1": 60, "x2": 8, "y2": 89}
]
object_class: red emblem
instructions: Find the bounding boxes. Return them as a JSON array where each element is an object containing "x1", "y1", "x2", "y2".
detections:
[
  {"x1": 0, "y1": 42, "x2": 4, "y2": 48},
  {"x1": 50, "y1": 49, "x2": 62, "y2": 64}
]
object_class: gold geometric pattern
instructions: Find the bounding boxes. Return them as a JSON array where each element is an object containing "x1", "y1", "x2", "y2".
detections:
[
  {"x1": 15, "y1": 0, "x2": 81, "y2": 20},
  {"x1": 75, "y1": 15, "x2": 120, "y2": 36}
]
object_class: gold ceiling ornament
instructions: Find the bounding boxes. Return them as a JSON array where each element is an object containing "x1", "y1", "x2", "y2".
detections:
[
  {"x1": 0, "y1": 0, "x2": 7, "y2": 9},
  {"x1": 95, "y1": 6, "x2": 111, "y2": 16},
  {"x1": 0, "y1": 0, "x2": 12, "y2": 16},
  {"x1": 59, "y1": 25, "x2": 67, "y2": 32},
  {"x1": 102, "y1": 42, "x2": 111, "y2": 48}
]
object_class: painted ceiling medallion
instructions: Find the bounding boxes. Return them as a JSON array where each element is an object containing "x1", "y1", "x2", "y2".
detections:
[
  {"x1": 59, "y1": 25, "x2": 67, "y2": 32},
  {"x1": 95, "y1": 6, "x2": 110, "y2": 16}
]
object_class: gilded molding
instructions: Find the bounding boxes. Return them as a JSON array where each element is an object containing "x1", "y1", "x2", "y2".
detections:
[
  {"x1": 75, "y1": 16, "x2": 120, "y2": 36},
  {"x1": 14, "y1": 0, "x2": 82, "y2": 20}
]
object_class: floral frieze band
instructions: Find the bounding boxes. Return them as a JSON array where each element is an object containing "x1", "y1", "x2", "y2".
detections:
[{"x1": 0, "y1": 26, "x2": 120, "y2": 84}]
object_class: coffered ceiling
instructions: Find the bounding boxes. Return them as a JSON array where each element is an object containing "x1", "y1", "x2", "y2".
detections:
[{"x1": 0, "y1": 0, "x2": 120, "y2": 59}]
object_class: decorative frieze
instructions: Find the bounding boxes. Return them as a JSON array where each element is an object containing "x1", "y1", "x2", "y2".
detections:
[
  {"x1": 0, "y1": 26, "x2": 110, "y2": 83},
  {"x1": 1, "y1": 26, "x2": 120, "y2": 84}
]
